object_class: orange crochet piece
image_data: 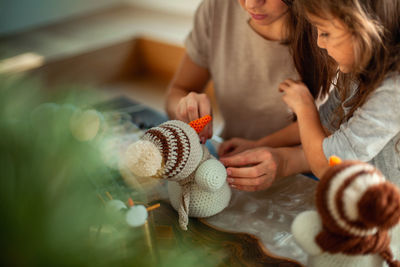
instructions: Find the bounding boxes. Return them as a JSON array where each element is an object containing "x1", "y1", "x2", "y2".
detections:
[
  {"x1": 128, "y1": 197, "x2": 134, "y2": 207},
  {"x1": 329, "y1": 155, "x2": 342, "y2": 166},
  {"x1": 189, "y1": 115, "x2": 212, "y2": 134}
]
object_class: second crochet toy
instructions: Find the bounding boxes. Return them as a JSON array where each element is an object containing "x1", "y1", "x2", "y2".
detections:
[
  {"x1": 292, "y1": 157, "x2": 400, "y2": 267},
  {"x1": 124, "y1": 116, "x2": 231, "y2": 230}
]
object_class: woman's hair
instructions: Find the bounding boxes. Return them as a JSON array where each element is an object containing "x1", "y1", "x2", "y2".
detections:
[
  {"x1": 295, "y1": 0, "x2": 400, "y2": 124},
  {"x1": 282, "y1": 0, "x2": 336, "y2": 99}
]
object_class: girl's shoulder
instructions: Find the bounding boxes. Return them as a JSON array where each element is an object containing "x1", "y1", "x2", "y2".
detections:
[
  {"x1": 374, "y1": 73, "x2": 400, "y2": 94},
  {"x1": 365, "y1": 73, "x2": 400, "y2": 105},
  {"x1": 382, "y1": 72, "x2": 400, "y2": 85}
]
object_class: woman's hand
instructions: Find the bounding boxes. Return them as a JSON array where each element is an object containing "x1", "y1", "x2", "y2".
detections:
[
  {"x1": 279, "y1": 79, "x2": 315, "y2": 115},
  {"x1": 176, "y1": 92, "x2": 212, "y2": 143},
  {"x1": 219, "y1": 147, "x2": 283, "y2": 192},
  {"x1": 218, "y1": 137, "x2": 259, "y2": 157},
  {"x1": 166, "y1": 53, "x2": 211, "y2": 143}
]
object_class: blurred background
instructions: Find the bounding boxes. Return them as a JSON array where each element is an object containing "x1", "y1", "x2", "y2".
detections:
[
  {"x1": 0, "y1": 2, "x2": 313, "y2": 266},
  {"x1": 0, "y1": 1, "x2": 228, "y2": 266},
  {"x1": 0, "y1": 0, "x2": 221, "y2": 116},
  {"x1": 0, "y1": 0, "x2": 201, "y2": 36}
]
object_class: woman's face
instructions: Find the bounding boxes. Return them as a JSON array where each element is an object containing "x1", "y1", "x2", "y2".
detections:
[
  {"x1": 307, "y1": 14, "x2": 355, "y2": 73},
  {"x1": 238, "y1": 0, "x2": 289, "y2": 26}
]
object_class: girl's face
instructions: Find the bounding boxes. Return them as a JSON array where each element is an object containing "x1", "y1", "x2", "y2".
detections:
[
  {"x1": 238, "y1": 0, "x2": 289, "y2": 26},
  {"x1": 308, "y1": 14, "x2": 355, "y2": 73}
]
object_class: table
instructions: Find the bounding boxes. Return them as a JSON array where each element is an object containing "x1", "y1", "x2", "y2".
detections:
[
  {"x1": 96, "y1": 96, "x2": 306, "y2": 266},
  {"x1": 146, "y1": 200, "x2": 303, "y2": 267}
]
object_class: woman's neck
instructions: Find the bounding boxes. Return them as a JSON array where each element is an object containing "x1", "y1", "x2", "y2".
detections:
[{"x1": 249, "y1": 12, "x2": 289, "y2": 41}]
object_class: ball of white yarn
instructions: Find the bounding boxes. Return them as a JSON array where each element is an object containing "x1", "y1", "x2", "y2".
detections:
[
  {"x1": 126, "y1": 205, "x2": 148, "y2": 227},
  {"x1": 70, "y1": 109, "x2": 101, "y2": 141},
  {"x1": 125, "y1": 140, "x2": 162, "y2": 177}
]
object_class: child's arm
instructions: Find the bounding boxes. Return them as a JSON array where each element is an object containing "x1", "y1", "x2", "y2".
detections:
[{"x1": 279, "y1": 79, "x2": 329, "y2": 178}]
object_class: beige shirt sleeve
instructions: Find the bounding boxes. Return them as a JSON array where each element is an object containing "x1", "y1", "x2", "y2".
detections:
[{"x1": 184, "y1": 0, "x2": 213, "y2": 68}]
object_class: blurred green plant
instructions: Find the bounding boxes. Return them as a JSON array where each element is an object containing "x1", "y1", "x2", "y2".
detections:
[{"x1": 0, "y1": 75, "x2": 221, "y2": 267}]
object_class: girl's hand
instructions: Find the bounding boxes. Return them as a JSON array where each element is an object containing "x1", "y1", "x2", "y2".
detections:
[
  {"x1": 218, "y1": 138, "x2": 259, "y2": 157},
  {"x1": 219, "y1": 147, "x2": 282, "y2": 192},
  {"x1": 176, "y1": 92, "x2": 212, "y2": 143},
  {"x1": 279, "y1": 79, "x2": 315, "y2": 115}
]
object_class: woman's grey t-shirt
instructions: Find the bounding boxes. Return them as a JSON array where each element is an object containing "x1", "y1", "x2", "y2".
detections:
[
  {"x1": 185, "y1": 0, "x2": 299, "y2": 140},
  {"x1": 319, "y1": 75, "x2": 400, "y2": 185}
]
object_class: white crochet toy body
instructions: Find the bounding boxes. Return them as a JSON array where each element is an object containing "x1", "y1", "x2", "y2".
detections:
[
  {"x1": 292, "y1": 159, "x2": 400, "y2": 267},
  {"x1": 125, "y1": 119, "x2": 231, "y2": 230}
]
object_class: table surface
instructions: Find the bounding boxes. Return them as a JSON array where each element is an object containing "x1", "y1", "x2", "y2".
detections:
[
  {"x1": 96, "y1": 96, "x2": 306, "y2": 266},
  {"x1": 149, "y1": 201, "x2": 303, "y2": 267}
]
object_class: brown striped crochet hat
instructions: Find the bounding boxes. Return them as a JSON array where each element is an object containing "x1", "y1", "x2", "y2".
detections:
[
  {"x1": 315, "y1": 159, "x2": 400, "y2": 266},
  {"x1": 140, "y1": 120, "x2": 203, "y2": 181}
]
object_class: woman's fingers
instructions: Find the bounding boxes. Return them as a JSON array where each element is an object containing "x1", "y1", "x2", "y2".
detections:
[
  {"x1": 220, "y1": 151, "x2": 255, "y2": 167},
  {"x1": 227, "y1": 165, "x2": 265, "y2": 178},
  {"x1": 186, "y1": 96, "x2": 200, "y2": 122},
  {"x1": 227, "y1": 175, "x2": 275, "y2": 191},
  {"x1": 198, "y1": 93, "x2": 211, "y2": 118},
  {"x1": 220, "y1": 148, "x2": 242, "y2": 158},
  {"x1": 196, "y1": 93, "x2": 212, "y2": 140},
  {"x1": 177, "y1": 93, "x2": 213, "y2": 143},
  {"x1": 221, "y1": 147, "x2": 278, "y2": 191},
  {"x1": 218, "y1": 141, "x2": 235, "y2": 157},
  {"x1": 220, "y1": 148, "x2": 274, "y2": 167}
]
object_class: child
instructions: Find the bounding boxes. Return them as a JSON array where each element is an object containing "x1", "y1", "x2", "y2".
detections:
[
  {"x1": 221, "y1": 0, "x2": 400, "y2": 191},
  {"x1": 166, "y1": 0, "x2": 331, "y2": 144},
  {"x1": 278, "y1": 0, "x2": 400, "y2": 183}
]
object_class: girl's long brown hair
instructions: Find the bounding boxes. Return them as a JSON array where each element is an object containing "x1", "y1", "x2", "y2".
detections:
[
  {"x1": 295, "y1": 0, "x2": 400, "y2": 125},
  {"x1": 282, "y1": 0, "x2": 336, "y2": 99}
]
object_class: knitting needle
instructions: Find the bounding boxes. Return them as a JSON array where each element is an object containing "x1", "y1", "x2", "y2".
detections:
[
  {"x1": 146, "y1": 203, "x2": 160, "y2": 212},
  {"x1": 105, "y1": 191, "x2": 113, "y2": 200},
  {"x1": 97, "y1": 194, "x2": 106, "y2": 206}
]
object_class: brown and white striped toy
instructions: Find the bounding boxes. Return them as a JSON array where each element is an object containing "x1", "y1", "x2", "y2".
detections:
[
  {"x1": 292, "y1": 156, "x2": 400, "y2": 267},
  {"x1": 124, "y1": 117, "x2": 231, "y2": 230}
]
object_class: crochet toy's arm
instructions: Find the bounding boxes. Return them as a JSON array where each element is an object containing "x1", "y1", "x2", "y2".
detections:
[
  {"x1": 195, "y1": 159, "x2": 227, "y2": 192},
  {"x1": 291, "y1": 210, "x2": 323, "y2": 256}
]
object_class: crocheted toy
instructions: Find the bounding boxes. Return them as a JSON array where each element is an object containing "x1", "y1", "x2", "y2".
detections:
[
  {"x1": 124, "y1": 116, "x2": 231, "y2": 230},
  {"x1": 292, "y1": 157, "x2": 400, "y2": 267}
]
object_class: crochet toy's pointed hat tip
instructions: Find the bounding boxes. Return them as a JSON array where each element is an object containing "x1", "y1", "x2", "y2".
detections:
[
  {"x1": 329, "y1": 155, "x2": 342, "y2": 166},
  {"x1": 189, "y1": 115, "x2": 212, "y2": 134}
]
